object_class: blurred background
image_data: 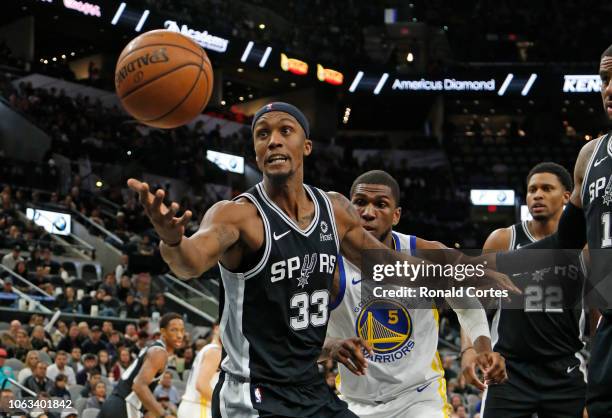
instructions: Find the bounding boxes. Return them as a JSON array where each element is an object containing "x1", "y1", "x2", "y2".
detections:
[{"x1": 0, "y1": 1, "x2": 610, "y2": 417}]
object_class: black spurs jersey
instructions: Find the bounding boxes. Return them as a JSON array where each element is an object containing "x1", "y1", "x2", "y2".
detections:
[
  {"x1": 218, "y1": 182, "x2": 339, "y2": 385},
  {"x1": 492, "y1": 221, "x2": 586, "y2": 360},
  {"x1": 582, "y1": 132, "x2": 612, "y2": 316},
  {"x1": 112, "y1": 340, "x2": 167, "y2": 407}
]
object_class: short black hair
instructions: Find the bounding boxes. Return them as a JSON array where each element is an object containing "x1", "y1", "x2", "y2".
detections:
[
  {"x1": 350, "y1": 170, "x2": 400, "y2": 205},
  {"x1": 160, "y1": 312, "x2": 183, "y2": 330},
  {"x1": 526, "y1": 162, "x2": 573, "y2": 191},
  {"x1": 602, "y1": 44, "x2": 612, "y2": 58}
]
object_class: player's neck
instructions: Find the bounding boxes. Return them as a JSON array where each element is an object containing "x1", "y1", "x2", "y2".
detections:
[
  {"x1": 527, "y1": 215, "x2": 560, "y2": 239},
  {"x1": 263, "y1": 173, "x2": 309, "y2": 219}
]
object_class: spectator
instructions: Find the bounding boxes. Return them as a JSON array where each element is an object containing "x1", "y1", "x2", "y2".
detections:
[
  {"x1": 58, "y1": 287, "x2": 81, "y2": 313},
  {"x1": 40, "y1": 248, "x2": 60, "y2": 274},
  {"x1": 93, "y1": 288, "x2": 119, "y2": 317},
  {"x1": 17, "y1": 350, "x2": 39, "y2": 383},
  {"x1": 153, "y1": 371, "x2": 180, "y2": 407},
  {"x1": 131, "y1": 330, "x2": 149, "y2": 356},
  {"x1": 443, "y1": 355, "x2": 458, "y2": 380},
  {"x1": 22, "y1": 361, "x2": 52, "y2": 396},
  {"x1": 0, "y1": 389, "x2": 25, "y2": 417},
  {"x1": 116, "y1": 274, "x2": 132, "y2": 301},
  {"x1": 124, "y1": 292, "x2": 145, "y2": 318},
  {"x1": 46, "y1": 351, "x2": 76, "y2": 386},
  {"x1": 156, "y1": 395, "x2": 177, "y2": 416},
  {"x1": 68, "y1": 347, "x2": 82, "y2": 375},
  {"x1": 0, "y1": 348, "x2": 15, "y2": 389},
  {"x1": 57, "y1": 325, "x2": 82, "y2": 353},
  {"x1": 100, "y1": 274, "x2": 117, "y2": 297},
  {"x1": 1, "y1": 319, "x2": 21, "y2": 348},
  {"x1": 151, "y1": 293, "x2": 168, "y2": 315},
  {"x1": 124, "y1": 324, "x2": 138, "y2": 342},
  {"x1": 454, "y1": 404, "x2": 468, "y2": 418},
  {"x1": 82, "y1": 325, "x2": 108, "y2": 354},
  {"x1": 2, "y1": 246, "x2": 23, "y2": 270},
  {"x1": 8, "y1": 329, "x2": 32, "y2": 362},
  {"x1": 182, "y1": 347, "x2": 194, "y2": 371},
  {"x1": 77, "y1": 321, "x2": 90, "y2": 340},
  {"x1": 85, "y1": 381, "x2": 106, "y2": 409},
  {"x1": 450, "y1": 393, "x2": 464, "y2": 411},
  {"x1": 97, "y1": 349, "x2": 110, "y2": 378},
  {"x1": 30, "y1": 325, "x2": 52, "y2": 352},
  {"x1": 51, "y1": 320, "x2": 68, "y2": 347},
  {"x1": 107, "y1": 331, "x2": 121, "y2": 358},
  {"x1": 110, "y1": 348, "x2": 132, "y2": 382},
  {"x1": 101, "y1": 321, "x2": 114, "y2": 342},
  {"x1": 114, "y1": 254, "x2": 130, "y2": 283},
  {"x1": 48, "y1": 374, "x2": 71, "y2": 401},
  {"x1": 80, "y1": 369, "x2": 101, "y2": 398},
  {"x1": 76, "y1": 353, "x2": 97, "y2": 385}
]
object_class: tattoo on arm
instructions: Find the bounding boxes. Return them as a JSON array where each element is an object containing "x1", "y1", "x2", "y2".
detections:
[
  {"x1": 214, "y1": 224, "x2": 239, "y2": 250},
  {"x1": 328, "y1": 192, "x2": 361, "y2": 224}
]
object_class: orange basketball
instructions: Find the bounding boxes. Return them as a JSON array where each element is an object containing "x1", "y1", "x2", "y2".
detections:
[{"x1": 115, "y1": 30, "x2": 213, "y2": 129}]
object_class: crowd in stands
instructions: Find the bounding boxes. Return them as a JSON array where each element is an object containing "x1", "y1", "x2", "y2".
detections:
[{"x1": 0, "y1": 314, "x2": 216, "y2": 418}]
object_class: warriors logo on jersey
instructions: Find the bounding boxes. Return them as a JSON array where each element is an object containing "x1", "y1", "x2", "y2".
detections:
[{"x1": 356, "y1": 299, "x2": 415, "y2": 362}]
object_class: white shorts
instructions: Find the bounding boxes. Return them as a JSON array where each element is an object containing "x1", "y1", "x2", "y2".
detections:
[
  {"x1": 345, "y1": 379, "x2": 452, "y2": 418},
  {"x1": 177, "y1": 398, "x2": 211, "y2": 418}
]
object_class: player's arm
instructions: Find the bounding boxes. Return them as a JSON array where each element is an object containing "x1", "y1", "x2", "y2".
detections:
[
  {"x1": 132, "y1": 348, "x2": 170, "y2": 418},
  {"x1": 460, "y1": 228, "x2": 510, "y2": 390},
  {"x1": 493, "y1": 140, "x2": 597, "y2": 271},
  {"x1": 195, "y1": 347, "x2": 221, "y2": 402},
  {"x1": 128, "y1": 179, "x2": 244, "y2": 279}
]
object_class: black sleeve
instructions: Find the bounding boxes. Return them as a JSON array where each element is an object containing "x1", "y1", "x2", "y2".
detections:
[{"x1": 496, "y1": 202, "x2": 586, "y2": 274}]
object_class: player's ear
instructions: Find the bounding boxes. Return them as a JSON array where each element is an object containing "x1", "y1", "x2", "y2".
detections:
[
  {"x1": 562, "y1": 190, "x2": 571, "y2": 204},
  {"x1": 303, "y1": 137, "x2": 312, "y2": 157},
  {"x1": 392, "y1": 206, "x2": 401, "y2": 226}
]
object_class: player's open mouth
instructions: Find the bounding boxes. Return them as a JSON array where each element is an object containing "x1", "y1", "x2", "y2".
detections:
[
  {"x1": 266, "y1": 155, "x2": 289, "y2": 165},
  {"x1": 531, "y1": 203, "x2": 546, "y2": 210},
  {"x1": 363, "y1": 225, "x2": 375, "y2": 232}
]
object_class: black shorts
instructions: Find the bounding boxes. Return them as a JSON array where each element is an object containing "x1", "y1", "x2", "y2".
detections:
[
  {"x1": 587, "y1": 315, "x2": 612, "y2": 418},
  {"x1": 212, "y1": 371, "x2": 356, "y2": 418},
  {"x1": 99, "y1": 395, "x2": 129, "y2": 418},
  {"x1": 482, "y1": 355, "x2": 586, "y2": 418}
]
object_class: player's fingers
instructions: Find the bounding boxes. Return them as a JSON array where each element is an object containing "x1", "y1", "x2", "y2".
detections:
[
  {"x1": 467, "y1": 364, "x2": 487, "y2": 391},
  {"x1": 150, "y1": 189, "x2": 165, "y2": 217},
  {"x1": 165, "y1": 202, "x2": 179, "y2": 220},
  {"x1": 337, "y1": 349, "x2": 360, "y2": 375},
  {"x1": 345, "y1": 340, "x2": 368, "y2": 371},
  {"x1": 132, "y1": 180, "x2": 152, "y2": 208},
  {"x1": 174, "y1": 210, "x2": 193, "y2": 227},
  {"x1": 356, "y1": 337, "x2": 374, "y2": 356}
]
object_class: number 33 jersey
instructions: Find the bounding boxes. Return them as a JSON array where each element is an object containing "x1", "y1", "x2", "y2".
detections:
[
  {"x1": 218, "y1": 182, "x2": 339, "y2": 385},
  {"x1": 327, "y1": 232, "x2": 446, "y2": 404}
]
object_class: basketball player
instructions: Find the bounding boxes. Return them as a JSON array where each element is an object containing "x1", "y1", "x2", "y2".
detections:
[
  {"x1": 127, "y1": 102, "x2": 511, "y2": 417},
  {"x1": 491, "y1": 45, "x2": 612, "y2": 417},
  {"x1": 464, "y1": 162, "x2": 587, "y2": 418},
  {"x1": 177, "y1": 322, "x2": 222, "y2": 418},
  {"x1": 99, "y1": 313, "x2": 184, "y2": 418},
  {"x1": 324, "y1": 170, "x2": 507, "y2": 418}
]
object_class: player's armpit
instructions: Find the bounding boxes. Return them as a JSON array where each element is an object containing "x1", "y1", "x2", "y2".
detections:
[
  {"x1": 160, "y1": 200, "x2": 248, "y2": 278},
  {"x1": 132, "y1": 347, "x2": 168, "y2": 417},
  {"x1": 570, "y1": 135, "x2": 600, "y2": 208}
]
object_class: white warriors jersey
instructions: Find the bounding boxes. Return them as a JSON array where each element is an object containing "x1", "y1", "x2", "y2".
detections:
[
  {"x1": 327, "y1": 231, "x2": 446, "y2": 403},
  {"x1": 182, "y1": 343, "x2": 221, "y2": 403}
]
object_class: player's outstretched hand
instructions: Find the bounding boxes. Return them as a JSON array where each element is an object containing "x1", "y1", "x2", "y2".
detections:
[
  {"x1": 127, "y1": 178, "x2": 193, "y2": 246},
  {"x1": 329, "y1": 337, "x2": 373, "y2": 376}
]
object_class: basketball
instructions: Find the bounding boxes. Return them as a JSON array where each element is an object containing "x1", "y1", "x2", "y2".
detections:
[{"x1": 114, "y1": 30, "x2": 213, "y2": 129}]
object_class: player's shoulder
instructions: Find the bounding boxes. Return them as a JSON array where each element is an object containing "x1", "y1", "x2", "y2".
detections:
[
  {"x1": 578, "y1": 134, "x2": 606, "y2": 163},
  {"x1": 206, "y1": 198, "x2": 259, "y2": 220},
  {"x1": 484, "y1": 226, "x2": 513, "y2": 250}
]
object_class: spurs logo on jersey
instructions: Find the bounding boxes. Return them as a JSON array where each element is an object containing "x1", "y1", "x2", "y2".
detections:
[
  {"x1": 270, "y1": 253, "x2": 336, "y2": 284},
  {"x1": 328, "y1": 232, "x2": 446, "y2": 403}
]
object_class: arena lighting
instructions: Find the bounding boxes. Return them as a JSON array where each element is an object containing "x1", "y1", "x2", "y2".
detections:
[
  {"x1": 164, "y1": 20, "x2": 229, "y2": 52},
  {"x1": 373, "y1": 73, "x2": 389, "y2": 95},
  {"x1": 470, "y1": 189, "x2": 515, "y2": 206},
  {"x1": 563, "y1": 75, "x2": 601, "y2": 93},
  {"x1": 95, "y1": 180, "x2": 103, "y2": 188},
  {"x1": 280, "y1": 53, "x2": 308, "y2": 76},
  {"x1": 406, "y1": 52, "x2": 414, "y2": 62},
  {"x1": 220, "y1": 100, "x2": 226, "y2": 105},
  {"x1": 316, "y1": 64, "x2": 344, "y2": 85},
  {"x1": 126, "y1": 150, "x2": 132, "y2": 155},
  {"x1": 237, "y1": 68, "x2": 244, "y2": 72},
  {"x1": 259, "y1": 23, "x2": 265, "y2": 29},
  {"x1": 63, "y1": 0, "x2": 101, "y2": 17},
  {"x1": 26, "y1": 208, "x2": 72, "y2": 236},
  {"x1": 206, "y1": 150, "x2": 244, "y2": 174},
  {"x1": 497, "y1": 73, "x2": 513, "y2": 96}
]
